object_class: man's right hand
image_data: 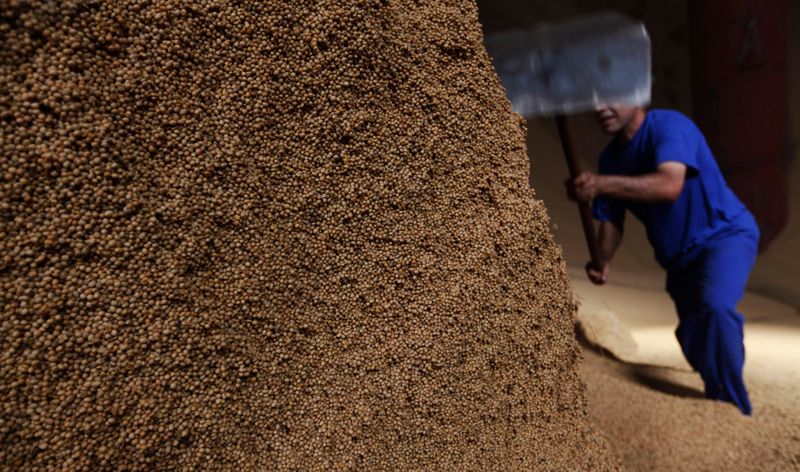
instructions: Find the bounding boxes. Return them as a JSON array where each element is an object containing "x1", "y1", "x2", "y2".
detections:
[
  {"x1": 585, "y1": 261, "x2": 609, "y2": 285},
  {"x1": 565, "y1": 172, "x2": 600, "y2": 203}
]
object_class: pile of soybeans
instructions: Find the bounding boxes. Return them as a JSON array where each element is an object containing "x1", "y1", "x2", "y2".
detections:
[{"x1": 1, "y1": 0, "x2": 619, "y2": 469}]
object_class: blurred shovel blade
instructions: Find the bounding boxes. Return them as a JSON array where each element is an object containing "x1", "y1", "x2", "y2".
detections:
[{"x1": 485, "y1": 12, "x2": 651, "y2": 117}]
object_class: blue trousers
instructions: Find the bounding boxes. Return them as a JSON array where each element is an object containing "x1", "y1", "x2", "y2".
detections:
[{"x1": 665, "y1": 211, "x2": 759, "y2": 415}]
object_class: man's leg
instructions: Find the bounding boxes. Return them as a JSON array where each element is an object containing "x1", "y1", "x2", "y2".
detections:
[{"x1": 666, "y1": 226, "x2": 758, "y2": 415}]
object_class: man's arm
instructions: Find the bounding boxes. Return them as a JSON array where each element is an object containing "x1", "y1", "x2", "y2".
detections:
[
  {"x1": 587, "y1": 219, "x2": 623, "y2": 285},
  {"x1": 572, "y1": 162, "x2": 687, "y2": 203}
]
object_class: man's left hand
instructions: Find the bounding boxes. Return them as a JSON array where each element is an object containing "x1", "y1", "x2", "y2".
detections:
[{"x1": 565, "y1": 172, "x2": 598, "y2": 202}]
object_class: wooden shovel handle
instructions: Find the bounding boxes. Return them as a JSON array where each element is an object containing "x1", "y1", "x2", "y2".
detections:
[{"x1": 555, "y1": 114, "x2": 601, "y2": 269}]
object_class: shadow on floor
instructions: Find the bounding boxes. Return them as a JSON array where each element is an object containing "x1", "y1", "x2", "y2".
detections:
[
  {"x1": 626, "y1": 366, "x2": 706, "y2": 399},
  {"x1": 576, "y1": 326, "x2": 705, "y2": 399}
]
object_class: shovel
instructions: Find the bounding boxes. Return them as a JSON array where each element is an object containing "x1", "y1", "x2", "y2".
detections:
[{"x1": 485, "y1": 13, "x2": 651, "y2": 270}]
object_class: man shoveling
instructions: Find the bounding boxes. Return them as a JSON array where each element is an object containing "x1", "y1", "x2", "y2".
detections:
[
  {"x1": 486, "y1": 12, "x2": 758, "y2": 415},
  {"x1": 566, "y1": 105, "x2": 759, "y2": 415}
]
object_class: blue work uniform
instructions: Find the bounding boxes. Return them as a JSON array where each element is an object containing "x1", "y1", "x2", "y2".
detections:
[{"x1": 592, "y1": 109, "x2": 760, "y2": 415}]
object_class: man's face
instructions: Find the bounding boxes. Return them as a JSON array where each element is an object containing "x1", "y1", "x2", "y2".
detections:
[{"x1": 594, "y1": 105, "x2": 639, "y2": 135}]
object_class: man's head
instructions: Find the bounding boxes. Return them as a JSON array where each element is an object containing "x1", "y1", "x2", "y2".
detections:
[{"x1": 594, "y1": 104, "x2": 645, "y2": 136}]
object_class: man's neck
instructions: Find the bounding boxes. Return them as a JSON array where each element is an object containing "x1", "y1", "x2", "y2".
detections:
[{"x1": 616, "y1": 108, "x2": 647, "y2": 144}]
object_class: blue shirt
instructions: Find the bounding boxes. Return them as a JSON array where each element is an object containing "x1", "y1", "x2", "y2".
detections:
[{"x1": 592, "y1": 109, "x2": 749, "y2": 268}]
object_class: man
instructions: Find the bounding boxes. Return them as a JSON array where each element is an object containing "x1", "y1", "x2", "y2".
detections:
[{"x1": 566, "y1": 105, "x2": 760, "y2": 415}]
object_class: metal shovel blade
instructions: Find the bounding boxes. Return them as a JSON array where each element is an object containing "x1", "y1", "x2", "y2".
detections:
[{"x1": 485, "y1": 12, "x2": 651, "y2": 117}]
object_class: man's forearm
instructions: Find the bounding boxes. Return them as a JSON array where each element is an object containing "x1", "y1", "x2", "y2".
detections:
[
  {"x1": 597, "y1": 221, "x2": 623, "y2": 266},
  {"x1": 595, "y1": 162, "x2": 687, "y2": 203},
  {"x1": 596, "y1": 173, "x2": 681, "y2": 203}
]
